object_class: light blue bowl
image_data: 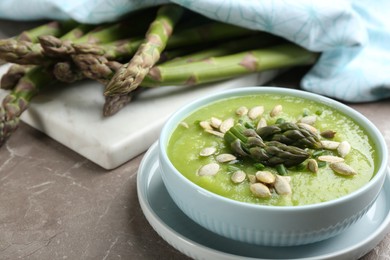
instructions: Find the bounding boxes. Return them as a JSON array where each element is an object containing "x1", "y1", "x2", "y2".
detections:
[{"x1": 158, "y1": 87, "x2": 388, "y2": 246}]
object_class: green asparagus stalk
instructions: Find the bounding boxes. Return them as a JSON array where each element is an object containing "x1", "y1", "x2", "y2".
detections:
[
  {"x1": 142, "y1": 43, "x2": 318, "y2": 87},
  {"x1": 38, "y1": 24, "x2": 97, "y2": 58},
  {"x1": 0, "y1": 66, "x2": 56, "y2": 145},
  {"x1": 53, "y1": 61, "x2": 84, "y2": 83},
  {"x1": 15, "y1": 20, "x2": 79, "y2": 43},
  {"x1": 69, "y1": 55, "x2": 138, "y2": 116},
  {"x1": 79, "y1": 42, "x2": 315, "y2": 116},
  {"x1": 0, "y1": 39, "x2": 50, "y2": 65},
  {"x1": 102, "y1": 4, "x2": 187, "y2": 96},
  {"x1": 0, "y1": 8, "x2": 155, "y2": 65},
  {"x1": 0, "y1": 20, "x2": 79, "y2": 64},
  {"x1": 72, "y1": 54, "x2": 121, "y2": 84},
  {"x1": 224, "y1": 124, "x2": 310, "y2": 167},
  {"x1": 256, "y1": 122, "x2": 322, "y2": 149},
  {"x1": 1, "y1": 64, "x2": 33, "y2": 90},
  {"x1": 72, "y1": 37, "x2": 143, "y2": 60},
  {"x1": 71, "y1": 34, "x2": 280, "y2": 81},
  {"x1": 39, "y1": 8, "x2": 155, "y2": 58},
  {"x1": 0, "y1": 24, "x2": 96, "y2": 65},
  {"x1": 72, "y1": 21, "x2": 260, "y2": 64},
  {"x1": 0, "y1": 24, "x2": 95, "y2": 145},
  {"x1": 166, "y1": 22, "x2": 259, "y2": 50},
  {"x1": 162, "y1": 34, "x2": 281, "y2": 67},
  {"x1": 103, "y1": 88, "x2": 145, "y2": 116},
  {"x1": 63, "y1": 53, "x2": 141, "y2": 116}
]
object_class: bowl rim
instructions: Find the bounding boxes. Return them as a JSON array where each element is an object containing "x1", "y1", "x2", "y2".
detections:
[{"x1": 159, "y1": 86, "x2": 389, "y2": 211}]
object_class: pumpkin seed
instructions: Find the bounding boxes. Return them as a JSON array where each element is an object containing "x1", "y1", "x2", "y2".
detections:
[
  {"x1": 210, "y1": 117, "x2": 222, "y2": 129},
  {"x1": 198, "y1": 163, "x2": 220, "y2": 176},
  {"x1": 318, "y1": 155, "x2": 345, "y2": 163},
  {"x1": 199, "y1": 121, "x2": 212, "y2": 130},
  {"x1": 321, "y1": 130, "x2": 337, "y2": 139},
  {"x1": 337, "y1": 141, "x2": 351, "y2": 158},
  {"x1": 297, "y1": 122, "x2": 318, "y2": 134},
  {"x1": 250, "y1": 183, "x2": 272, "y2": 198},
  {"x1": 256, "y1": 118, "x2": 267, "y2": 130},
  {"x1": 330, "y1": 162, "x2": 357, "y2": 176},
  {"x1": 248, "y1": 174, "x2": 257, "y2": 184},
  {"x1": 299, "y1": 115, "x2": 317, "y2": 125},
  {"x1": 307, "y1": 159, "x2": 318, "y2": 173},
  {"x1": 216, "y1": 153, "x2": 237, "y2": 163},
  {"x1": 255, "y1": 171, "x2": 275, "y2": 184},
  {"x1": 248, "y1": 106, "x2": 264, "y2": 120},
  {"x1": 205, "y1": 129, "x2": 224, "y2": 138},
  {"x1": 219, "y1": 118, "x2": 235, "y2": 133},
  {"x1": 236, "y1": 106, "x2": 248, "y2": 116},
  {"x1": 270, "y1": 104, "x2": 282, "y2": 117},
  {"x1": 199, "y1": 147, "x2": 217, "y2": 157},
  {"x1": 231, "y1": 170, "x2": 246, "y2": 183},
  {"x1": 274, "y1": 174, "x2": 292, "y2": 195},
  {"x1": 321, "y1": 140, "x2": 340, "y2": 150}
]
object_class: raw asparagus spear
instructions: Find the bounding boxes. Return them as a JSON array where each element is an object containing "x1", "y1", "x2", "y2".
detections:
[
  {"x1": 0, "y1": 66, "x2": 56, "y2": 145},
  {"x1": 2, "y1": 17, "x2": 149, "y2": 66},
  {"x1": 162, "y1": 34, "x2": 281, "y2": 67},
  {"x1": 0, "y1": 24, "x2": 96, "y2": 65},
  {"x1": 1, "y1": 64, "x2": 33, "y2": 90},
  {"x1": 72, "y1": 54, "x2": 121, "y2": 84},
  {"x1": 72, "y1": 21, "x2": 259, "y2": 63},
  {"x1": 39, "y1": 8, "x2": 155, "y2": 58},
  {"x1": 103, "y1": 88, "x2": 145, "y2": 116},
  {"x1": 256, "y1": 122, "x2": 322, "y2": 149},
  {"x1": 53, "y1": 61, "x2": 84, "y2": 83},
  {"x1": 78, "y1": 43, "x2": 315, "y2": 116},
  {"x1": 72, "y1": 34, "x2": 281, "y2": 81},
  {"x1": 0, "y1": 39, "x2": 50, "y2": 65},
  {"x1": 0, "y1": 24, "x2": 93, "y2": 145},
  {"x1": 142, "y1": 43, "x2": 318, "y2": 87},
  {"x1": 38, "y1": 24, "x2": 97, "y2": 58},
  {"x1": 224, "y1": 124, "x2": 310, "y2": 167},
  {"x1": 103, "y1": 4, "x2": 186, "y2": 96},
  {"x1": 14, "y1": 20, "x2": 79, "y2": 43},
  {"x1": 0, "y1": 20, "x2": 78, "y2": 64}
]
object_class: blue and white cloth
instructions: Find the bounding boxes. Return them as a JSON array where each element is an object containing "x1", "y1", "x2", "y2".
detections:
[{"x1": 1, "y1": 0, "x2": 390, "y2": 102}]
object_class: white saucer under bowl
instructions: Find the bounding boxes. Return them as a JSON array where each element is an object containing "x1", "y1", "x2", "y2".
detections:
[{"x1": 137, "y1": 142, "x2": 390, "y2": 260}]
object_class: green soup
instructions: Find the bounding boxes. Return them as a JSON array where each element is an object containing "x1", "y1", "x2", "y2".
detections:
[{"x1": 167, "y1": 94, "x2": 377, "y2": 206}]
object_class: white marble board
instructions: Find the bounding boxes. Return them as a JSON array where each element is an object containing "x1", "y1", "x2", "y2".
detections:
[{"x1": 0, "y1": 64, "x2": 280, "y2": 169}]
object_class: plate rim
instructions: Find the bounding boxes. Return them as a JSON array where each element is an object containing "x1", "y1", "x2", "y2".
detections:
[{"x1": 137, "y1": 141, "x2": 390, "y2": 260}]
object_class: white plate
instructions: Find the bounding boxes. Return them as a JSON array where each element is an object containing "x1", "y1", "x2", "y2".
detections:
[{"x1": 137, "y1": 142, "x2": 390, "y2": 260}]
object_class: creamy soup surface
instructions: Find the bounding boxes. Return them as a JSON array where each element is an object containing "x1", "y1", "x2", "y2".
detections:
[{"x1": 167, "y1": 94, "x2": 377, "y2": 206}]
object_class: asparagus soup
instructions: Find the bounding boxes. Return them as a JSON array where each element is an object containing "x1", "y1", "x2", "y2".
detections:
[{"x1": 167, "y1": 93, "x2": 378, "y2": 206}]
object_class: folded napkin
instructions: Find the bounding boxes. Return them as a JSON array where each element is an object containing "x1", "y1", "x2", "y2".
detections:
[{"x1": 1, "y1": 0, "x2": 389, "y2": 102}]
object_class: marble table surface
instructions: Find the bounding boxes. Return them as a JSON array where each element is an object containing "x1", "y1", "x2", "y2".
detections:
[
  {"x1": 1, "y1": 20, "x2": 390, "y2": 259},
  {"x1": 1, "y1": 66, "x2": 389, "y2": 259}
]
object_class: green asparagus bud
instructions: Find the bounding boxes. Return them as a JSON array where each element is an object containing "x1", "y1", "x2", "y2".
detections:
[
  {"x1": 104, "y1": 4, "x2": 185, "y2": 96},
  {"x1": 0, "y1": 66, "x2": 56, "y2": 145},
  {"x1": 224, "y1": 124, "x2": 310, "y2": 167},
  {"x1": 53, "y1": 61, "x2": 84, "y2": 83},
  {"x1": 0, "y1": 20, "x2": 80, "y2": 65},
  {"x1": 1, "y1": 64, "x2": 32, "y2": 90},
  {"x1": 0, "y1": 24, "x2": 96, "y2": 146},
  {"x1": 257, "y1": 122, "x2": 322, "y2": 149},
  {"x1": 0, "y1": 39, "x2": 47, "y2": 65}
]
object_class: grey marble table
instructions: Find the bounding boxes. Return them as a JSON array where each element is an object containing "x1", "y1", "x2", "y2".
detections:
[{"x1": 0, "y1": 20, "x2": 389, "y2": 259}]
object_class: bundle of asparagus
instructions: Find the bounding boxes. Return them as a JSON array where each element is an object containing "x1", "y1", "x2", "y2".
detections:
[{"x1": 0, "y1": 4, "x2": 319, "y2": 146}]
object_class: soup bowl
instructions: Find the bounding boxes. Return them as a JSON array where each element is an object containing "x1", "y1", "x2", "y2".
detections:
[{"x1": 158, "y1": 87, "x2": 388, "y2": 246}]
